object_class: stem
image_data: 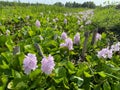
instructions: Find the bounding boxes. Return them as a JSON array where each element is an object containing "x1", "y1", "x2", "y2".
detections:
[
  {"x1": 34, "y1": 43, "x2": 44, "y2": 58},
  {"x1": 91, "y1": 28, "x2": 98, "y2": 45},
  {"x1": 13, "y1": 46, "x2": 20, "y2": 55},
  {"x1": 81, "y1": 31, "x2": 89, "y2": 61}
]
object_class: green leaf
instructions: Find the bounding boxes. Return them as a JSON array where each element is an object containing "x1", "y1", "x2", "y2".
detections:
[
  {"x1": 98, "y1": 71, "x2": 106, "y2": 78},
  {"x1": 102, "y1": 33, "x2": 106, "y2": 39},
  {"x1": 63, "y1": 77, "x2": 70, "y2": 89},
  {"x1": 0, "y1": 60, "x2": 9, "y2": 69},
  {"x1": 65, "y1": 61, "x2": 75, "y2": 74},
  {"x1": 53, "y1": 77, "x2": 64, "y2": 84},
  {"x1": 14, "y1": 81, "x2": 28, "y2": 89},
  {"x1": 29, "y1": 69, "x2": 41, "y2": 80},
  {"x1": 84, "y1": 71, "x2": 93, "y2": 78},
  {"x1": 18, "y1": 53, "x2": 25, "y2": 67},
  {"x1": 103, "y1": 81, "x2": 111, "y2": 90},
  {"x1": 1, "y1": 52, "x2": 12, "y2": 63},
  {"x1": 24, "y1": 44, "x2": 34, "y2": 53},
  {"x1": 47, "y1": 86, "x2": 56, "y2": 90},
  {"x1": 70, "y1": 76, "x2": 84, "y2": 87},
  {"x1": 76, "y1": 63, "x2": 88, "y2": 76},
  {"x1": 0, "y1": 25, "x2": 6, "y2": 33},
  {"x1": 28, "y1": 30, "x2": 35, "y2": 36},
  {"x1": 54, "y1": 67, "x2": 66, "y2": 83},
  {"x1": 0, "y1": 35, "x2": 7, "y2": 46},
  {"x1": 105, "y1": 73, "x2": 120, "y2": 80},
  {"x1": 113, "y1": 81, "x2": 120, "y2": 90},
  {"x1": 55, "y1": 67, "x2": 66, "y2": 77},
  {"x1": 7, "y1": 81, "x2": 13, "y2": 89},
  {"x1": 5, "y1": 38, "x2": 14, "y2": 51}
]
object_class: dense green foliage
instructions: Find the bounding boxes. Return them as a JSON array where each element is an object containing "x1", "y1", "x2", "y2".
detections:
[{"x1": 0, "y1": 2, "x2": 120, "y2": 90}]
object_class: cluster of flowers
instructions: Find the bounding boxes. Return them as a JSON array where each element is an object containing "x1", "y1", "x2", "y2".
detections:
[
  {"x1": 23, "y1": 53, "x2": 55, "y2": 75},
  {"x1": 60, "y1": 32, "x2": 80, "y2": 50},
  {"x1": 78, "y1": 10, "x2": 94, "y2": 25},
  {"x1": 79, "y1": 10, "x2": 94, "y2": 21},
  {"x1": 25, "y1": 19, "x2": 101, "y2": 75},
  {"x1": 35, "y1": 20, "x2": 41, "y2": 27},
  {"x1": 96, "y1": 33, "x2": 101, "y2": 41},
  {"x1": 97, "y1": 42, "x2": 120, "y2": 59}
]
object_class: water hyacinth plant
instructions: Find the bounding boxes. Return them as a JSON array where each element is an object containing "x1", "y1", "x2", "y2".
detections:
[
  {"x1": 74, "y1": 32, "x2": 80, "y2": 45},
  {"x1": 23, "y1": 53, "x2": 38, "y2": 75},
  {"x1": 96, "y1": 33, "x2": 102, "y2": 41},
  {"x1": 60, "y1": 38, "x2": 73, "y2": 50},
  {"x1": 111, "y1": 42, "x2": 120, "y2": 52},
  {"x1": 64, "y1": 18, "x2": 67, "y2": 24},
  {"x1": 35, "y1": 20, "x2": 41, "y2": 27},
  {"x1": 41, "y1": 55, "x2": 55, "y2": 75},
  {"x1": 61, "y1": 32, "x2": 67, "y2": 40},
  {"x1": 97, "y1": 47, "x2": 113, "y2": 59},
  {"x1": 0, "y1": 2, "x2": 120, "y2": 90}
]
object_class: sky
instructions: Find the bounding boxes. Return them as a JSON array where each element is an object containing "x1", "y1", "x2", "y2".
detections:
[{"x1": 1, "y1": 0, "x2": 120, "y2": 5}]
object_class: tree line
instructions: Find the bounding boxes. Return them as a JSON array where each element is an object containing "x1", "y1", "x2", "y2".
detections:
[
  {"x1": 0, "y1": 1, "x2": 120, "y2": 9},
  {"x1": 54, "y1": 1, "x2": 96, "y2": 8}
]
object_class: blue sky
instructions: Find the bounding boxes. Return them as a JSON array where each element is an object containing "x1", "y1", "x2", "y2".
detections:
[{"x1": 2, "y1": 0, "x2": 120, "y2": 5}]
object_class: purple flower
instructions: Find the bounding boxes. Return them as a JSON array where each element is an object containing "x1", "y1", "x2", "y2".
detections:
[
  {"x1": 61, "y1": 32, "x2": 67, "y2": 40},
  {"x1": 60, "y1": 43, "x2": 66, "y2": 47},
  {"x1": 97, "y1": 48, "x2": 113, "y2": 59},
  {"x1": 96, "y1": 33, "x2": 101, "y2": 41},
  {"x1": 65, "y1": 38, "x2": 73, "y2": 50},
  {"x1": 35, "y1": 20, "x2": 41, "y2": 27},
  {"x1": 107, "y1": 49, "x2": 113, "y2": 59},
  {"x1": 111, "y1": 42, "x2": 120, "y2": 52},
  {"x1": 41, "y1": 55, "x2": 55, "y2": 75},
  {"x1": 64, "y1": 19, "x2": 67, "y2": 24},
  {"x1": 74, "y1": 33, "x2": 80, "y2": 45},
  {"x1": 60, "y1": 38, "x2": 73, "y2": 50},
  {"x1": 23, "y1": 53, "x2": 38, "y2": 75}
]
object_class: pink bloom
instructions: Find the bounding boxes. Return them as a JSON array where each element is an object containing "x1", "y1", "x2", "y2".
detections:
[
  {"x1": 111, "y1": 42, "x2": 120, "y2": 52},
  {"x1": 41, "y1": 55, "x2": 55, "y2": 75},
  {"x1": 60, "y1": 43, "x2": 66, "y2": 47},
  {"x1": 65, "y1": 38, "x2": 73, "y2": 50},
  {"x1": 60, "y1": 38, "x2": 73, "y2": 50},
  {"x1": 64, "y1": 19, "x2": 67, "y2": 24},
  {"x1": 35, "y1": 20, "x2": 41, "y2": 27},
  {"x1": 74, "y1": 33, "x2": 80, "y2": 45},
  {"x1": 107, "y1": 49, "x2": 113, "y2": 59},
  {"x1": 61, "y1": 32, "x2": 67, "y2": 40},
  {"x1": 97, "y1": 48, "x2": 113, "y2": 59},
  {"x1": 96, "y1": 33, "x2": 101, "y2": 41},
  {"x1": 23, "y1": 53, "x2": 38, "y2": 75}
]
